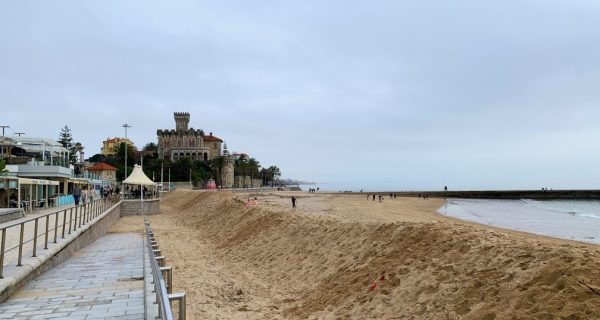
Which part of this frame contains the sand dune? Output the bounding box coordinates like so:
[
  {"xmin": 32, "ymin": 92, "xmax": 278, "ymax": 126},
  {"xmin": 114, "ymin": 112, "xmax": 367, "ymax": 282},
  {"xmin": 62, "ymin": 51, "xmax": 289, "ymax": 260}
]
[{"xmin": 148, "ymin": 190, "xmax": 600, "ymax": 319}]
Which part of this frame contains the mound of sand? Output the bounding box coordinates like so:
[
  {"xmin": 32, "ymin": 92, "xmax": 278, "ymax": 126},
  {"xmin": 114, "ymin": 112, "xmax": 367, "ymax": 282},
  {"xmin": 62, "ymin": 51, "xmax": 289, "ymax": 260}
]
[{"xmin": 148, "ymin": 190, "xmax": 600, "ymax": 319}]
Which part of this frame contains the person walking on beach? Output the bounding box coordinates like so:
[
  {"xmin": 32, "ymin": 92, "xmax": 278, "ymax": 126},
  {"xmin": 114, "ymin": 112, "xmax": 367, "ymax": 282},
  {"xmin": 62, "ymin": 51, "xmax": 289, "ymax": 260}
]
[
  {"xmin": 291, "ymin": 196, "xmax": 297, "ymax": 208},
  {"xmin": 372, "ymin": 194, "xmax": 375, "ymax": 201},
  {"xmin": 73, "ymin": 185, "xmax": 81, "ymax": 206}
]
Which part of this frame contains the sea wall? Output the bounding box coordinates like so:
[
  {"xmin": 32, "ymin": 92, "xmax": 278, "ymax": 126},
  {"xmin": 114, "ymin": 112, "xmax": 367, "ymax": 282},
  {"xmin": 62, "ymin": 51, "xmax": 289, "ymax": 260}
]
[{"xmin": 358, "ymin": 190, "xmax": 600, "ymax": 200}]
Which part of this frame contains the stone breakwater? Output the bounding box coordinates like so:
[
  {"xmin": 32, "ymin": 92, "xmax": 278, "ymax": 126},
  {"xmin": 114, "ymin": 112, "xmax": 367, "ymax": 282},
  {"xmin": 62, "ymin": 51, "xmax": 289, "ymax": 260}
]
[{"xmin": 353, "ymin": 189, "xmax": 600, "ymax": 200}]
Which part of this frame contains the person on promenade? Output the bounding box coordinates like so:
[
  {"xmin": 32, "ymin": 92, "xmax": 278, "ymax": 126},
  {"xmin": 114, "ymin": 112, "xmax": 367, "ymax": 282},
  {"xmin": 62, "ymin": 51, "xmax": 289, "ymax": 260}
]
[
  {"xmin": 82, "ymin": 187, "xmax": 88, "ymax": 204},
  {"xmin": 291, "ymin": 196, "xmax": 297, "ymax": 208},
  {"xmin": 9, "ymin": 194, "xmax": 18, "ymax": 208},
  {"xmin": 73, "ymin": 184, "xmax": 81, "ymax": 206},
  {"xmin": 89, "ymin": 187, "xmax": 94, "ymax": 203}
]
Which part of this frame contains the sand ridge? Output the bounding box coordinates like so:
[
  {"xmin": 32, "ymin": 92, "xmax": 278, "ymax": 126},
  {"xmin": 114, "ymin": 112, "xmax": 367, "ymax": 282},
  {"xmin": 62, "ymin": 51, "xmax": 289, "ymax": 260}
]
[{"xmin": 147, "ymin": 190, "xmax": 600, "ymax": 319}]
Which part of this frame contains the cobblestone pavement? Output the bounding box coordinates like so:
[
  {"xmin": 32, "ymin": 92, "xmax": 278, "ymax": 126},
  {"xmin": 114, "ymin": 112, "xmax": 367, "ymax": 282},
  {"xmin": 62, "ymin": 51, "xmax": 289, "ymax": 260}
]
[{"xmin": 0, "ymin": 233, "xmax": 144, "ymax": 320}]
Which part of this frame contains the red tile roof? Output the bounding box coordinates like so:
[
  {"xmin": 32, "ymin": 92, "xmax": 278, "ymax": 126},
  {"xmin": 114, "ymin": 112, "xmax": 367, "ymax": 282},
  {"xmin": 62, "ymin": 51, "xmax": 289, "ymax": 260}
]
[
  {"xmin": 204, "ymin": 135, "xmax": 223, "ymax": 142},
  {"xmin": 88, "ymin": 162, "xmax": 117, "ymax": 171}
]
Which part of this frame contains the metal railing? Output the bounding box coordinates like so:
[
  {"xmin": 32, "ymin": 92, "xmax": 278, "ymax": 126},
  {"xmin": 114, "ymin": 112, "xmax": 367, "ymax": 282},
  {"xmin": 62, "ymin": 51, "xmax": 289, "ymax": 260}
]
[
  {"xmin": 144, "ymin": 218, "xmax": 186, "ymax": 320},
  {"xmin": 0, "ymin": 195, "xmax": 120, "ymax": 278}
]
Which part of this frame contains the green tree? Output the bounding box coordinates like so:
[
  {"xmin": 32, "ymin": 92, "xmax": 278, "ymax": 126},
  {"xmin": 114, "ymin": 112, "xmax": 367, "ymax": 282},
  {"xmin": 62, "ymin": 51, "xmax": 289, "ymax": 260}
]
[
  {"xmin": 143, "ymin": 142, "xmax": 158, "ymax": 153},
  {"xmin": 87, "ymin": 153, "xmax": 106, "ymax": 163},
  {"xmin": 58, "ymin": 125, "xmax": 78, "ymax": 164},
  {"xmin": 173, "ymin": 157, "xmax": 192, "ymax": 181},
  {"xmin": 247, "ymin": 158, "xmax": 260, "ymax": 186},
  {"xmin": 210, "ymin": 156, "xmax": 226, "ymax": 187},
  {"xmin": 267, "ymin": 166, "xmax": 281, "ymax": 187},
  {"xmin": 192, "ymin": 160, "xmax": 211, "ymax": 185},
  {"xmin": 260, "ymin": 168, "xmax": 269, "ymax": 186},
  {"xmin": 57, "ymin": 126, "xmax": 73, "ymax": 149}
]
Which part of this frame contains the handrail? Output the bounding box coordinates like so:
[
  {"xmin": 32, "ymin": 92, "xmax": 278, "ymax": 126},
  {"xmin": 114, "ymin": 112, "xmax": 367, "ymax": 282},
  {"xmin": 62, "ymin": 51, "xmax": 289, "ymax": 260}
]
[
  {"xmin": 0, "ymin": 195, "xmax": 120, "ymax": 278},
  {"xmin": 145, "ymin": 218, "xmax": 187, "ymax": 320},
  {"xmin": 145, "ymin": 218, "xmax": 175, "ymax": 320}
]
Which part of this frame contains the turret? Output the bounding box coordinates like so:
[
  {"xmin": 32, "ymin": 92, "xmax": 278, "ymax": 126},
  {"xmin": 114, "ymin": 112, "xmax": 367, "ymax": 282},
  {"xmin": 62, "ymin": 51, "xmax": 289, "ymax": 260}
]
[{"xmin": 174, "ymin": 112, "xmax": 190, "ymax": 132}]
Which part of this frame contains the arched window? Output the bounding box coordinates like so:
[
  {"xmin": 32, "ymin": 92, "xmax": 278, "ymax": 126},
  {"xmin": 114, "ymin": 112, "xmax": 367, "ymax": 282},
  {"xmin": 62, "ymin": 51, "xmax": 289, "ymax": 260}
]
[{"xmin": 173, "ymin": 153, "xmax": 179, "ymax": 161}]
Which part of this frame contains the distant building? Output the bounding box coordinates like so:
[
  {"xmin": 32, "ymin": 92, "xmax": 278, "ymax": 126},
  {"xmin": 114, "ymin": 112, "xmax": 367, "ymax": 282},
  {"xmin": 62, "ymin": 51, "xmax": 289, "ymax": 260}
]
[
  {"xmin": 101, "ymin": 137, "xmax": 134, "ymax": 156},
  {"xmin": 86, "ymin": 162, "xmax": 117, "ymax": 186},
  {"xmin": 156, "ymin": 112, "xmax": 224, "ymax": 161}
]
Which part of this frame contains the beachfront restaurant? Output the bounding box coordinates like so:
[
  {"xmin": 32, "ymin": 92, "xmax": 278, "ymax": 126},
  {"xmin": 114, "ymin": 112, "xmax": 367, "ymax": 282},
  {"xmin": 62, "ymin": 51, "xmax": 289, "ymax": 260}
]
[{"xmin": 0, "ymin": 176, "xmax": 60, "ymax": 213}]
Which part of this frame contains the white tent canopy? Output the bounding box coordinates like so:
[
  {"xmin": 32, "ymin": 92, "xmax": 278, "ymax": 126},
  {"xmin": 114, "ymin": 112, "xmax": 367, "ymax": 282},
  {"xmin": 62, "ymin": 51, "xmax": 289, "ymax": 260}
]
[{"xmin": 123, "ymin": 165, "xmax": 155, "ymax": 186}]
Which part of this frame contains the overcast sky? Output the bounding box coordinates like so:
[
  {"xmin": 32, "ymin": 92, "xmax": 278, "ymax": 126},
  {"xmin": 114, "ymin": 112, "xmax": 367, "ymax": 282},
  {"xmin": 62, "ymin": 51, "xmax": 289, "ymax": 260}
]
[{"xmin": 2, "ymin": 1, "xmax": 600, "ymax": 190}]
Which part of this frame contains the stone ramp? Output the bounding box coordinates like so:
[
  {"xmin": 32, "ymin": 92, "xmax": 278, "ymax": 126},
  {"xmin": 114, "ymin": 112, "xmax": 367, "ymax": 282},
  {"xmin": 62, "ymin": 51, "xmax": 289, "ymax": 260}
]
[{"xmin": 0, "ymin": 233, "xmax": 144, "ymax": 320}]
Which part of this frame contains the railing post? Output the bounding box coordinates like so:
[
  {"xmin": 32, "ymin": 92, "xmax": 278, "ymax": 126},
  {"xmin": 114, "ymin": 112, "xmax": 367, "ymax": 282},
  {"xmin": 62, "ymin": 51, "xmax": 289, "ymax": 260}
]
[
  {"xmin": 69, "ymin": 208, "xmax": 74, "ymax": 234},
  {"xmin": 74, "ymin": 206, "xmax": 78, "ymax": 231},
  {"xmin": 82, "ymin": 203, "xmax": 86, "ymax": 225},
  {"xmin": 33, "ymin": 219, "xmax": 39, "ymax": 257},
  {"xmin": 17, "ymin": 223, "xmax": 24, "ymax": 266},
  {"xmin": 160, "ymin": 266, "xmax": 173, "ymax": 294},
  {"xmin": 0, "ymin": 229, "xmax": 6, "ymax": 278},
  {"xmin": 44, "ymin": 215, "xmax": 49, "ymax": 249},
  {"xmin": 168, "ymin": 293, "xmax": 187, "ymax": 320},
  {"xmin": 54, "ymin": 212, "xmax": 59, "ymax": 243},
  {"xmin": 62, "ymin": 210, "xmax": 67, "ymax": 238}
]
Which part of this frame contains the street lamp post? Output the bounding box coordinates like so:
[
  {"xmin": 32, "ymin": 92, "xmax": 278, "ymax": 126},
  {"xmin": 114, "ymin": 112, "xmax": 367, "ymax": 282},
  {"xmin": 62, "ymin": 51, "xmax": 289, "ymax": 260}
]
[{"xmin": 122, "ymin": 124, "xmax": 131, "ymax": 179}]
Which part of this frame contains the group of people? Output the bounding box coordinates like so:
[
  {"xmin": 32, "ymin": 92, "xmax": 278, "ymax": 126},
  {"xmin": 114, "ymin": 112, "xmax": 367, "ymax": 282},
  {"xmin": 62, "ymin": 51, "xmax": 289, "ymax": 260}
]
[
  {"xmin": 72, "ymin": 185, "xmax": 119, "ymax": 206},
  {"xmin": 367, "ymin": 193, "xmax": 398, "ymax": 202},
  {"xmin": 308, "ymin": 188, "xmax": 319, "ymax": 194}
]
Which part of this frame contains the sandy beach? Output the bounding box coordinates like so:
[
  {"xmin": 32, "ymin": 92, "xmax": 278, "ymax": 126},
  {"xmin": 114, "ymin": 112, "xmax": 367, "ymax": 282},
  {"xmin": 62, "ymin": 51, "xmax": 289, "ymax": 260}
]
[{"xmin": 137, "ymin": 190, "xmax": 600, "ymax": 319}]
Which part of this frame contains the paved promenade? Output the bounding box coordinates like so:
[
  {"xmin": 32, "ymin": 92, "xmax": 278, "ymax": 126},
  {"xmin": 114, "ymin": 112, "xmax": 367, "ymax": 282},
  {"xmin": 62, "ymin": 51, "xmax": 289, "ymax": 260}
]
[{"xmin": 0, "ymin": 233, "xmax": 144, "ymax": 320}]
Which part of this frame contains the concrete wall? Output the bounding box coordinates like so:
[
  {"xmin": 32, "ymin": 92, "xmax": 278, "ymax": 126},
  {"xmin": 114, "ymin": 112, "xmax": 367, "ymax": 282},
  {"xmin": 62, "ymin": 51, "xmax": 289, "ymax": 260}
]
[
  {"xmin": 0, "ymin": 209, "xmax": 24, "ymax": 223},
  {"xmin": 234, "ymin": 177, "xmax": 262, "ymax": 188},
  {"xmin": 0, "ymin": 201, "xmax": 121, "ymax": 302},
  {"xmin": 121, "ymin": 199, "xmax": 160, "ymax": 216}
]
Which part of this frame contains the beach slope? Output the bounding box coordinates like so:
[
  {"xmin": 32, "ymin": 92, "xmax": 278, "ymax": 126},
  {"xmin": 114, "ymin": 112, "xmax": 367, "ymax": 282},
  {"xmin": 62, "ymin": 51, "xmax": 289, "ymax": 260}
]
[{"xmin": 149, "ymin": 190, "xmax": 600, "ymax": 319}]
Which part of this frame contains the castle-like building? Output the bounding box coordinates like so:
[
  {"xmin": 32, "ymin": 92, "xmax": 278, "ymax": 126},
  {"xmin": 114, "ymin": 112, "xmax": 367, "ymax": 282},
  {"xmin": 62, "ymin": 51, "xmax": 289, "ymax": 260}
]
[
  {"xmin": 156, "ymin": 112, "xmax": 224, "ymax": 161},
  {"xmin": 157, "ymin": 112, "xmax": 234, "ymax": 188}
]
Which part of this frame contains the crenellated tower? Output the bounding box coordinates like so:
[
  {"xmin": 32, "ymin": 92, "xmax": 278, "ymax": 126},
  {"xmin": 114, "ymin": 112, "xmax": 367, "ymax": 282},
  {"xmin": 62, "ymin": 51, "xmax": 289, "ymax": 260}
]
[{"xmin": 174, "ymin": 112, "xmax": 190, "ymax": 132}]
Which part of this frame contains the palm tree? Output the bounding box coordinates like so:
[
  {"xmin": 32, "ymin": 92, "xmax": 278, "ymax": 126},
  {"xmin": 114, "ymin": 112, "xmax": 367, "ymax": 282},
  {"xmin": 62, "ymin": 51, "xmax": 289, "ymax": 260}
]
[
  {"xmin": 260, "ymin": 168, "xmax": 269, "ymax": 186},
  {"xmin": 247, "ymin": 158, "xmax": 260, "ymax": 187},
  {"xmin": 267, "ymin": 166, "xmax": 281, "ymax": 188},
  {"xmin": 210, "ymin": 156, "xmax": 226, "ymax": 188}
]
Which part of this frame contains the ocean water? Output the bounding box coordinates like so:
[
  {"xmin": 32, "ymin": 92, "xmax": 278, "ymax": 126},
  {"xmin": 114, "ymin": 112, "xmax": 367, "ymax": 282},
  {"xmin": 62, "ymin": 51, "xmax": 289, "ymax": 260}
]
[{"xmin": 439, "ymin": 199, "xmax": 600, "ymax": 244}]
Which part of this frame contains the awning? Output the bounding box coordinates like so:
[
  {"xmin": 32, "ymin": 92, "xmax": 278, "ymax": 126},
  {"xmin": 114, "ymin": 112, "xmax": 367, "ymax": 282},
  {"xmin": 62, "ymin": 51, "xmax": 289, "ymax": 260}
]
[
  {"xmin": 123, "ymin": 165, "xmax": 155, "ymax": 186},
  {"xmin": 0, "ymin": 176, "xmax": 59, "ymax": 187}
]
